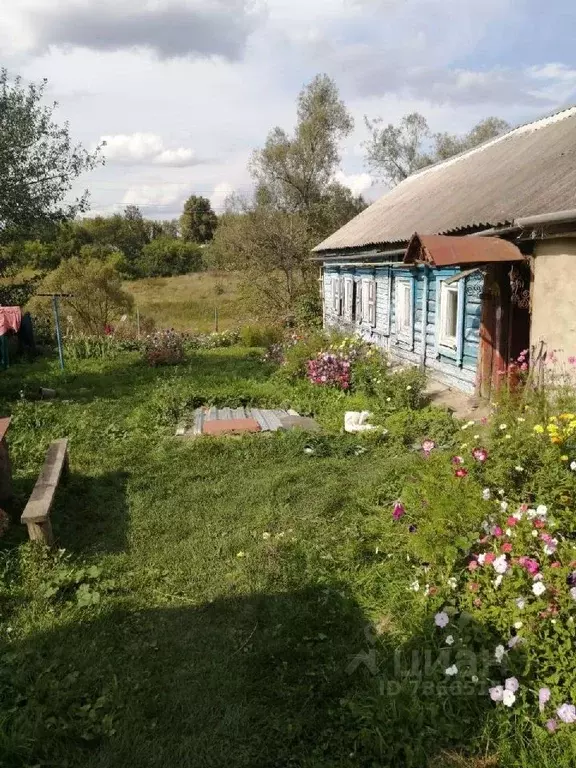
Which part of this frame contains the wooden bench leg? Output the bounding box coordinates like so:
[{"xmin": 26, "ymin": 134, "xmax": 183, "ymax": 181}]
[
  {"xmin": 26, "ymin": 519, "xmax": 54, "ymax": 546},
  {"xmin": 0, "ymin": 437, "xmax": 13, "ymax": 503}
]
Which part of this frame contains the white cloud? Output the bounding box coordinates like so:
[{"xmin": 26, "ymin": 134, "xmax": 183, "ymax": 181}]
[
  {"xmin": 210, "ymin": 182, "xmax": 235, "ymax": 212},
  {"xmin": 334, "ymin": 171, "xmax": 373, "ymax": 196},
  {"xmin": 121, "ymin": 183, "xmax": 190, "ymax": 209},
  {"xmin": 99, "ymin": 133, "xmax": 198, "ymax": 167}
]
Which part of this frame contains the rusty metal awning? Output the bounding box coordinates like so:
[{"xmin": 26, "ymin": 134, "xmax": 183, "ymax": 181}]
[{"xmin": 404, "ymin": 234, "xmax": 524, "ymax": 266}]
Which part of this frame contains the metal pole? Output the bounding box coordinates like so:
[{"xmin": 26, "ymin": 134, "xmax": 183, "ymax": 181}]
[{"xmin": 53, "ymin": 295, "xmax": 65, "ymax": 370}]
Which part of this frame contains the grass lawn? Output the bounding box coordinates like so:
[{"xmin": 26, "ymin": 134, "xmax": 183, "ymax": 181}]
[
  {"xmin": 124, "ymin": 271, "xmax": 246, "ymax": 332},
  {"xmin": 0, "ymin": 349, "xmax": 573, "ymax": 767}
]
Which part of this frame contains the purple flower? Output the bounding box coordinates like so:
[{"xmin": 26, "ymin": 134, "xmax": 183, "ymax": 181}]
[
  {"xmin": 567, "ymin": 571, "xmax": 576, "ymax": 587},
  {"xmin": 393, "ymin": 501, "xmax": 406, "ymax": 521},
  {"xmin": 489, "ymin": 685, "xmax": 504, "ymax": 702},
  {"xmin": 557, "ymin": 704, "xmax": 576, "ymax": 724},
  {"xmin": 539, "ymin": 687, "xmax": 551, "ymax": 712},
  {"xmin": 408, "ymin": 524, "xmax": 417, "ymax": 533}
]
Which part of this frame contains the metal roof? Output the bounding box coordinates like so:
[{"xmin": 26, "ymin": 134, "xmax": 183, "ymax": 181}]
[
  {"xmin": 404, "ymin": 233, "xmax": 524, "ymax": 266},
  {"xmin": 313, "ymin": 106, "xmax": 576, "ymax": 253}
]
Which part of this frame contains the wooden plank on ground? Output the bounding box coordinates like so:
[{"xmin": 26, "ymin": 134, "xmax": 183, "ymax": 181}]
[{"xmin": 21, "ymin": 438, "xmax": 69, "ymax": 545}]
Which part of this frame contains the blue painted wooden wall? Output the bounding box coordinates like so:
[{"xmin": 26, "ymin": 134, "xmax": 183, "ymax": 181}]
[{"xmin": 322, "ymin": 262, "xmax": 483, "ymax": 393}]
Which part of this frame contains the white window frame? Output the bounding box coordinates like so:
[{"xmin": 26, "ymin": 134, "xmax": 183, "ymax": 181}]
[
  {"xmin": 439, "ymin": 280, "xmax": 460, "ymax": 350},
  {"xmin": 395, "ymin": 278, "xmax": 413, "ymax": 342},
  {"xmin": 344, "ymin": 277, "xmax": 354, "ymax": 320},
  {"xmin": 332, "ymin": 275, "xmax": 341, "ymax": 315},
  {"xmin": 366, "ymin": 279, "xmax": 376, "ymax": 327}
]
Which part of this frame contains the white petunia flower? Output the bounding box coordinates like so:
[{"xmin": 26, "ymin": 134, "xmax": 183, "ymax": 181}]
[
  {"xmin": 471, "ymin": 675, "xmax": 479, "ymax": 683},
  {"xmin": 536, "ymin": 505, "xmax": 548, "ymax": 517},
  {"xmin": 499, "ymin": 424, "xmax": 508, "ymax": 430},
  {"xmin": 494, "ymin": 575, "xmax": 503, "ymax": 588},
  {"xmin": 532, "ymin": 581, "xmax": 546, "ymax": 597},
  {"xmin": 516, "ymin": 597, "xmax": 526, "ymax": 610},
  {"xmin": 505, "ymin": 528, "xmax": 512, "ymax": 537},
  {"xmin": 502, "ymin": 690, "xmax": 516, "ymax": 707},
  {"xmin": 570, "ymin": 587, "xmax": 576, "ymax": 601},
  {"xmin": 494, "ymin": 645, "xmax": 506, "ymax": 662},
  {"xmin": 571, "ymin": 461, "xmax": 576, "ymax": 471},
  {"xmin": 434, "ymin": 611, "xmax": 450, "ymax": 628},
  {"xmin": 477, "ymin": 554, "xmax": 486, "ymax": 566},
  {"xmin": 514, "ymin": 621, "xmax": 523, "ymax": 630},
  {"xmin": 493, "ymin": 555, "xmax": 508, "ymax": 574},
  {"xmin": 410, "ymin": 580, "xmax": 420, "ymax": 592},
  {"xmin": 447, "ymin": 577, "xmax": 458, "ymax": 590},
  {"xmin": 482, "ymin": 488, "xmax": 491, "ymax": 500},
  {"xmin": 489, "ymin": 685, "xmax": 504, "ymax": 701},
  {"xmin": 445, "ymin": 635, "xmax": 454, "ymax": 646},
  {"xmin": 532, "ymin": 530, "xmax": 539, "ymax": 538},
  {"xmin": 445, "ymin": 665, "xmax": 458, "ymax": 676},
  {"xmin": 500, "ymin": 501, "xmax": 509, "ymax": 512}
]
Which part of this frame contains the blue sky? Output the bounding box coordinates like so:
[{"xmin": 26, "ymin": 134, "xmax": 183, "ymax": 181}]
[{"xmin": 1, "ymin": 0, "xmax": 575, "ymax": 218}]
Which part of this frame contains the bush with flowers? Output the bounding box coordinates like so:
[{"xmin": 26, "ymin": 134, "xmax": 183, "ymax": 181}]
[
  {"xmin": 143, "ymin": 330, "xmax": 185, "ymax": 366},
  {"xmin": 380, "ymin": 402, "xmax": 576, "ymax": 762}
]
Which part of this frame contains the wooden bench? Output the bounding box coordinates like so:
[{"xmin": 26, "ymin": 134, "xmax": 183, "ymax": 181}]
[{"xmin": 21, "ymin": 439, "xmax": 69, "ymax": 545}]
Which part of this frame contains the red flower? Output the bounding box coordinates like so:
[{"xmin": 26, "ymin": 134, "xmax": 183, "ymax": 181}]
[
  {"xmin": 501, "ymin": 542, "xmax": 513, "ymax": 553},
  {"xmin": 455, "ymin": 468, "xmax": 468, "ymax": 478},
  {"xmin": 551, "ymin": 561, "xmax": 561, "ymax": 569},
  {"xmin": 534, "ymin": 519, "xmax": 546, "ymax": 529},
  {"xmin": 506, "ymin": 516, "xmax": 518, "ymax": 527},
  {"xmin": 484, "ymin": 552, "xmax": 496, "ymax": 565}
]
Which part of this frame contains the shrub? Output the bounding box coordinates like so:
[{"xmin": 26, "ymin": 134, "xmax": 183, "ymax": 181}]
[
  {"xmin": 28, "ymin": 257, "xmax": 133, "ymax": 336},
  {"xmin": 143, "ymin": 330, "xmax": 185, "ymax": 366},
  {"xmin": 307, "ymin": 351, "xmax": 352, "ymax": 390},
  {"xmin": 138, "ymin": 237, "xmax": 203, "ymax": 277},
  {"xmin": 239, "ymin": 325, "xmax": 283, "ymax": 348}
]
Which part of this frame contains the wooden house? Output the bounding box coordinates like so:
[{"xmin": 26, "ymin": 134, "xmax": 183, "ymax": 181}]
[{"xmin": 313, "ymin": 106, "xmax": 576, "ymax": 396}]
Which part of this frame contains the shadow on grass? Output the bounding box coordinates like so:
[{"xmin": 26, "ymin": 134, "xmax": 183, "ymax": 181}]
[
  {"xmin": 0, "ymin": 586, "xmax": 498, "ymax": 768},
  {"xmin": 3, "ymin": 470, "xmax": 130, "ymax": 556}
]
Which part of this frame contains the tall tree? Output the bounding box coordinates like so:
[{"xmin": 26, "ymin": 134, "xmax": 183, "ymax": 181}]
[
  {"xmin": 180, "ymin": 195, "xmax": 218, "ymax": 243},
  {"xmin": 364, "ymin": 112, "xmax": 510, "ymax": 186},
  {"xmin": 250, "ymin": 73, "xmax": 354, "ymax": 214},
  {"xmin": 213, "ymin": 75, "xmax": 365, "ymax": 322},
  {"xmin": 0, "ymin": 69, "xmax": 102, "ymax": 242}
]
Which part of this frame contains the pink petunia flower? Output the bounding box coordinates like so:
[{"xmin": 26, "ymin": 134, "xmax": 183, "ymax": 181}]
[
  {"xmin": 493, "ymin": 526, "xmax": 503, "ymax": 537},
  {"xmin": 422, "ymin": 439, "xmax": 436, "ymax": 456},
  {"xmin": 468, "ymin": 559, "xmax": 478, "ymax": 571},
  {"xmin": 472, "ymin": 447, "xmax": 488, "ymax": 462},
  {"xmin": 451, "ymin": 456, "xmax": 464, "ymax": 465},
  {"xmin": 393, "ymin": 501, "xmax": 406, "ymax": 521},
  {"xmin": 455, "ymin": 468, "xmax": 468, "ymax": 478},
  {"xmin": 546, "ymin": 719, "xmax": 557, "ymax": 733},
  {"xmin": 484, "ymin": 553, "xmax": 496, "ymax": 565},
  {"xmin": 501, "ymin": 542, "xmax": 513, "ymax": 553},
  {"xmin": 539, "ymin": 688, "xmax": 551, "ymax": 712},
  {"xmin": 507, "ymin": 516, "xmax": 518, "ymax": 527}
]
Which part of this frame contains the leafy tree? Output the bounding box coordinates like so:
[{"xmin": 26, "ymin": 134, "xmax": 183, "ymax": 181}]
[
  {"xmin": 139, "ymin": 237, "xmax": 203, "ymax": 277},
  {"xmin": 180, "ymin": 196, "xmax": 217, "ymax": 243},
  {"xmin": 364, "ymin": 112, "xmax": 510, "ymax": 186},
  {"xmin": 213, "ymin": 75, "xmax": 365, "ymax": 322},
  {"xmin": 29, "ymin": 257, "xmax": 133, "ymax": 336},
  {"xmin": 250, "ymin": 73, "xmax": 354, "ymax": 214},
  {"xmin": 0, "ymin": 69, "xmax": 102, "ymax": 242},
  {"xmin": 210, "ymin": 202, "xmax": 314, "ymax": 322}
]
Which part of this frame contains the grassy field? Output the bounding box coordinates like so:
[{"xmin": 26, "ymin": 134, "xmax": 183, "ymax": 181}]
[
  {"xmin": 0, "ymin": 349, "xmax": 575, "ymax": 767},
  {"xmin": 124, "ymin": 270, "xmax": 247, "ymax": 332}
]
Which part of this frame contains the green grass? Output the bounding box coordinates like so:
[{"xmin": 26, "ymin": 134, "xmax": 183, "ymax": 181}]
[
  {"xmin": 0, "ymin": 350, "xmax": 575, "ymax": 767},
  {"xmin": 124, "ymin": 270, "xmax": 246, "ymax": 332}
]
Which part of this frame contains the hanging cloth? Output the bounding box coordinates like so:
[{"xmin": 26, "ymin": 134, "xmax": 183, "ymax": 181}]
[{"xmin": 0, "ymin": 307, "xmax": 22, "ymax": 336}]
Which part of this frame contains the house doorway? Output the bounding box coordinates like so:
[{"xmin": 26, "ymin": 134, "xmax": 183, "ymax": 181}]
[{"xmin": 477, "ymin": 261, "xmax": 531, "ymax": 399}]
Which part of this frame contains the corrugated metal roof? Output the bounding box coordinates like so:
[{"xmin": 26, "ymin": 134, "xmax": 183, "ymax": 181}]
[
  {"xmin": 404, "ymin": 233, "xmax": 524, "ymax": 266},
  {"xmin": 313, "ymin": 105, "xmax": 576, "ymax": 252}
]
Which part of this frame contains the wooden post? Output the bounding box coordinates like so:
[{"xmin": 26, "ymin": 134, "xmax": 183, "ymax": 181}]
[{"xmin": 53, "ymin": 295, "xmax": 65, "ymax": 371}]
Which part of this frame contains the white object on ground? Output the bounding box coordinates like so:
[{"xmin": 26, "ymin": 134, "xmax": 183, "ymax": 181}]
[{"xmin": 344, "ymin": 411, "xmax": 376, "ymax": 433}]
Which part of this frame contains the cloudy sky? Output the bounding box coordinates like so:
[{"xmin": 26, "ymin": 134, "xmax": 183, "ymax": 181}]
[{"xmin": 2, "ymin": 0, "xmax": 576, "ymax": 219}]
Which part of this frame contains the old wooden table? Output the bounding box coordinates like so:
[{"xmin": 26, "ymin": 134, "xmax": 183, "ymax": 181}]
[{"xmin": 0, "ymin": 417, "xmax": 12, "ymax": 503}]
